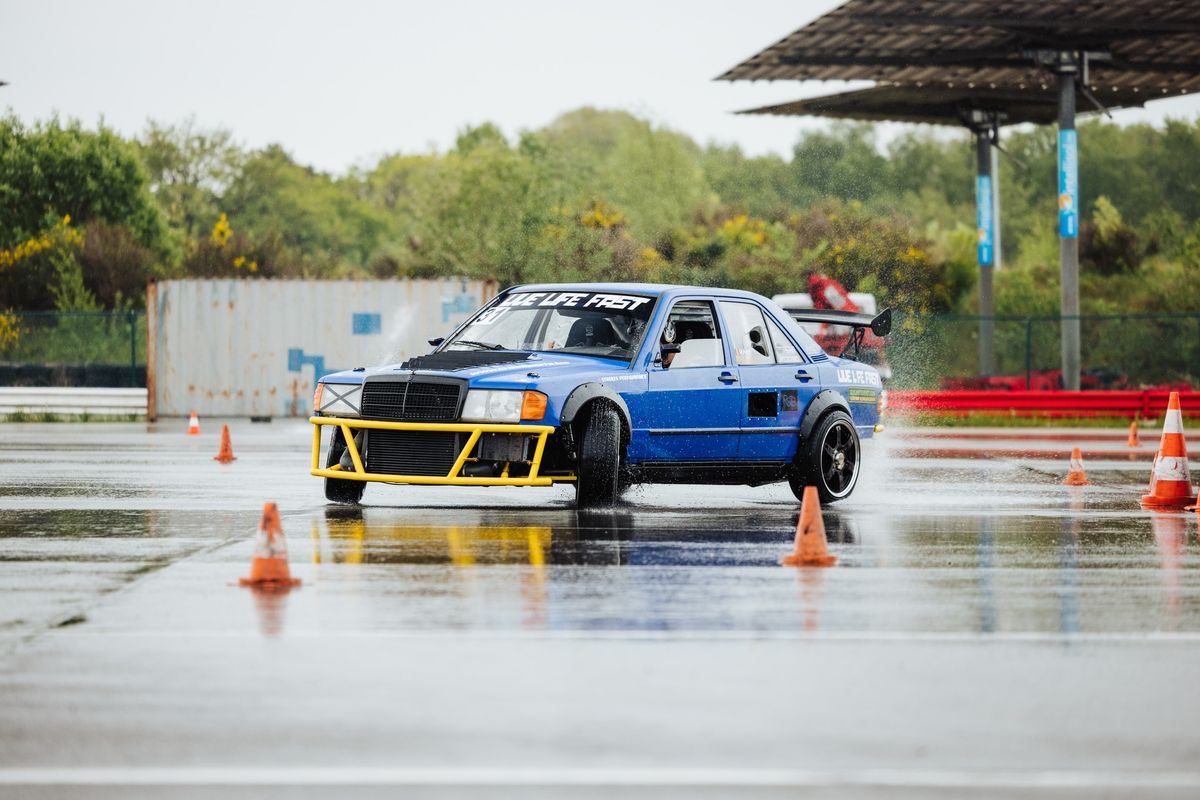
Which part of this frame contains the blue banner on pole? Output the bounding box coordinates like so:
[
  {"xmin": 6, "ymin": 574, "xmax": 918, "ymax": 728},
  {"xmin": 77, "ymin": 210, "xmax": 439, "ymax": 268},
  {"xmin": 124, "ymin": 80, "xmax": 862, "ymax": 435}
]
[
  {"xmin": 1058, "ymin": 129, "xmax": 1078, "ymax": 238},
  {"xmin": 976, "ymin": 174, "xmax": 993, "ymax": 266}
]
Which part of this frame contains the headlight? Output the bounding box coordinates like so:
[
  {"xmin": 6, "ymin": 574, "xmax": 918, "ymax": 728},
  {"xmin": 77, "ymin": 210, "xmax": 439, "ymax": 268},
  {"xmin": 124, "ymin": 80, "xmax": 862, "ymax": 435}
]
[
  {"xmin": 461, "ymin": 389, "xmax": 547, "ymax": 423},
  {"xmin": 461, "ymin": 389, "xmax": 523, "ymax": 423},
  {"xmin": 315, "ymin": 382, "xmax": 362, "ymax": 417}
]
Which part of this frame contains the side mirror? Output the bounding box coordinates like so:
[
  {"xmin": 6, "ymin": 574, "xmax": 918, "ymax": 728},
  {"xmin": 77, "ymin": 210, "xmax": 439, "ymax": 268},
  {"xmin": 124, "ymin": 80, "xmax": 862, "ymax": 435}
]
[
  {"xmin": 655, "ymin": 342, "xmax": 681, "ymax": 367},
  {"xmin": 428, "ymin": 337, "xmax": 444, "ymax": 347}
]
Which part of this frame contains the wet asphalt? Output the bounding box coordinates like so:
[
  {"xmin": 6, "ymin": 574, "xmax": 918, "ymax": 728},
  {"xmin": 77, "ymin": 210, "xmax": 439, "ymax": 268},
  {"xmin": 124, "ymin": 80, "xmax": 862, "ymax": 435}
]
[{"xmin": 1, "ymin": 420, "xmax": 1199, "ymax": 798}]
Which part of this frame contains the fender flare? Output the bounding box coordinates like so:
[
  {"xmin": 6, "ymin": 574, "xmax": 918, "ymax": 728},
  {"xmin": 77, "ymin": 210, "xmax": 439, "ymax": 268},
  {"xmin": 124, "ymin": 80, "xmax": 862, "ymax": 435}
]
[
  {"xmin": 561, "ymin": 383, "xmax": 633, "ymax": 443},
  {"xmin": 800, "ymin": 389, "xmax": 851, "ymax": 441}
]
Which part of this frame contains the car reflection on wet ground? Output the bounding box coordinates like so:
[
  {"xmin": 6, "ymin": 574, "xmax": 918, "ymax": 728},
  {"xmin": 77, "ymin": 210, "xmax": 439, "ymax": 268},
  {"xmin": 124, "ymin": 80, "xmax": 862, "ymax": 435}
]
[{"xmin": 1, "ymin": 420, "xmax": 1199, "ymax": 798}]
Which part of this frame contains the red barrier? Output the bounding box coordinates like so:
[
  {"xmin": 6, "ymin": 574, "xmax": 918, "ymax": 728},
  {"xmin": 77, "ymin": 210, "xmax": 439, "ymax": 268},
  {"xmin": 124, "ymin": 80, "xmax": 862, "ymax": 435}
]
[{"xmin": 887, "ymin": 390, "xmax": 1200, "ymax": 419}]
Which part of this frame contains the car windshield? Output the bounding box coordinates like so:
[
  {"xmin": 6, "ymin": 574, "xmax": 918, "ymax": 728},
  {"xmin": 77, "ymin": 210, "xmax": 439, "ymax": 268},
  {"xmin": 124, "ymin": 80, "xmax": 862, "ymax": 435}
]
[{"xmin": 444, "ymin": 291, "xmax": 656, "ymax": 361}]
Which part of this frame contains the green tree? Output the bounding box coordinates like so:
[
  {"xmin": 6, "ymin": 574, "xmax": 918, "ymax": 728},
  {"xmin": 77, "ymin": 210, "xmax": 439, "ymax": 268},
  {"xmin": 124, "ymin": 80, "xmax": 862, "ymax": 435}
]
[
  {"xmin": 542, "ymin": 108, "xmax": 713, "ymax": 243},
  {"xmin": 137, "ymin": 118, "xmax": 243, "ymax": 241},
  {"xmin": 0, "ymin": 115, "xmax": 166, "ymax": 252},
  {"xmin": 701, "ymin": 144, "xmax": 793, "ymax": 217},
  {"xmin": 790, "ymin": 123, "xmax": 892, "ymax": 205},
  {"xmin": 220, "ymin": 145, "xmax": 388, "ymax": 273}
]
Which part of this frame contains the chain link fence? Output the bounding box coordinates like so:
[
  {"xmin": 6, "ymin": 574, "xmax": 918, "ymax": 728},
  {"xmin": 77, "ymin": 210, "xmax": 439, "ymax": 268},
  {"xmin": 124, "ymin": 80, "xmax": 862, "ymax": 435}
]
[
  {"xmin": 886, "ymin": 312, "xmax": 1200, "ymax": 390},
  {"xmin": 0, "ymin": 311, "xmax": 145, "ymax": 387},
  {"xmin": 0, "ymin": 309, "xmax": 1197, "ymax": 390}
]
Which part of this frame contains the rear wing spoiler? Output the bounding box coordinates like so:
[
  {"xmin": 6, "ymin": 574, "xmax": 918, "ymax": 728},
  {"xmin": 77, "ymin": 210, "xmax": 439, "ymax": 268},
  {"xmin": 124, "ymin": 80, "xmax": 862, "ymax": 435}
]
[{"xmin": 787, "ymin": 308, "xmax": 893, "ymax": 338}]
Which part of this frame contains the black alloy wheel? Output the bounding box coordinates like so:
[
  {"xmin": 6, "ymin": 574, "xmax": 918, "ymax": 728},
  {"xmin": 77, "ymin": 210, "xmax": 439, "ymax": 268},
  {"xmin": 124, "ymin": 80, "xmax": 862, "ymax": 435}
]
[{"xmin": 789, "ymin": 410, "xmax": 860, "ymax": 504}]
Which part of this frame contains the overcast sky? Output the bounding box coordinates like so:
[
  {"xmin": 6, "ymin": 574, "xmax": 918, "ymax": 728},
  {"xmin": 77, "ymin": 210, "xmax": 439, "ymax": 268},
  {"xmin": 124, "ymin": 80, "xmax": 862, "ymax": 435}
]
[{"xmin": 6, "ymin": 0, "xmax": 1200, "ymax": 174}]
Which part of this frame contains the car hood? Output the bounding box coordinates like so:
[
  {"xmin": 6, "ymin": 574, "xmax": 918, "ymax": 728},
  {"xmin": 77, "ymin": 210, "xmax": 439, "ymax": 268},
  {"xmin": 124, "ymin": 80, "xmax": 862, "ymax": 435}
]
[{"xmin": 320, "ymin": 352, "xmax": 633, "ymax": 388}]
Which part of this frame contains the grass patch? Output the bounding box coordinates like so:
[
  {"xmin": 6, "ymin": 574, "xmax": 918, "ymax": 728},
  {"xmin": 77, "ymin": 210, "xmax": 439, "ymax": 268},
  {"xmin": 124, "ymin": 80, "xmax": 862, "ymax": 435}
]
[{"xmin": 1, "ymin": 411, "xmax": 143, "ymax": 423}]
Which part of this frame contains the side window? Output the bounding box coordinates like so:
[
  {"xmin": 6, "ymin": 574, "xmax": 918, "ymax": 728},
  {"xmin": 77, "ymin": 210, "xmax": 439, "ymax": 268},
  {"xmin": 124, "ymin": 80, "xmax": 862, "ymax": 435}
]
[
  {"xmin": 660, "ymin": 300, "xmax": 724, "ymax": 368},
  {"xmin": 765, "ymin": 315, "xmax": 805, "ymax": 364},
  {"xmin": 543, "ymin": 313, "xmax": 575, "ymax": 350},
  {"xmin": 719, "ymin": 301, "xmax": 774, "ymax": 366}
]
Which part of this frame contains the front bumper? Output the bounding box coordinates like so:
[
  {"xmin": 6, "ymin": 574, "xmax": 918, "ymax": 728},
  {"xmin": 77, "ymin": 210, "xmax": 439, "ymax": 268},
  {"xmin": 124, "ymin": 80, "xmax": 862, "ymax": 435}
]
[{"xmin": 310, "ymin": 416, "xmax": 570, "ymax": 487}]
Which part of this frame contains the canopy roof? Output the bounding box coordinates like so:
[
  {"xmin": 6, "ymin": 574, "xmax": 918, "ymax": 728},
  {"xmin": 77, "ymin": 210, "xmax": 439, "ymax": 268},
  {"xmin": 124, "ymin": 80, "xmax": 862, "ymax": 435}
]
[
  {"xmin": 738, "ymin": 83, "xmax": 1149, "ymax": 128},
  {"xmin": 718, "ymin": 0, "xmax": 1200, "ymax": 97}
]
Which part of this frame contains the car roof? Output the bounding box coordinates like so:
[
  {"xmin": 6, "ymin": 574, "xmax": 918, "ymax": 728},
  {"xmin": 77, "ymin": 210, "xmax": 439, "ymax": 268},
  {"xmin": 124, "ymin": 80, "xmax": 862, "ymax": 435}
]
[{"xmin": 505, "ymin": 282, "xmax": 772, "ymax": 304}]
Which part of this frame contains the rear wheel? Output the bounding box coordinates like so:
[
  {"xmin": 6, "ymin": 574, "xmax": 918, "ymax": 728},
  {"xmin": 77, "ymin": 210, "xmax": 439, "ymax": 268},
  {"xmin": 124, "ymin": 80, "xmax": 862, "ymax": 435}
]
[
  {"xmin": 575, "ymin": 404, "xmax": 621, "ymax": 508},
  {"xmin": 789, "ymin": 410, "xmax": 860, "ymax": 504},
  {"xmin": 325, "ymin": 427, "xmax": 365, "ymax": 505}
]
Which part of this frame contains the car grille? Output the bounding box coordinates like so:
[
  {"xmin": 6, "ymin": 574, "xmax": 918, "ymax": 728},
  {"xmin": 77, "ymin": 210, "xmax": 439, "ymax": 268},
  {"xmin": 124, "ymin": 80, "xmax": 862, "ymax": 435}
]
[
  {"xmin": 366, "ymin": 429, "xmax": 462, "ymax": 477},
  {"xmin": 361, "ymin": 380, "xmax": 463, "ymax": 421}
]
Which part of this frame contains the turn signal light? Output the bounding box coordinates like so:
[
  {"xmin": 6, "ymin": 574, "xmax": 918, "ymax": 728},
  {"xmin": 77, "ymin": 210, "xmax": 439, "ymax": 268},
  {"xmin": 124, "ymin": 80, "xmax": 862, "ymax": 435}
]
[
  {"xmin": 521, "ymin": 390, "xmax": 548, "ymax": 421},
  {"xmin": 313, "ymin": 382, "xmax": 325, "ymax": 413}
]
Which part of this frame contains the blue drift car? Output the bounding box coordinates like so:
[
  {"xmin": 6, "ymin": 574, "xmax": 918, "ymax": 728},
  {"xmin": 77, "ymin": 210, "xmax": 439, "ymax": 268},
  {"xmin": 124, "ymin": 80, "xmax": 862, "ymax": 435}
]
[{"xmin": 310, "ymin": 283, "xmax": 889, "ymax": 507}]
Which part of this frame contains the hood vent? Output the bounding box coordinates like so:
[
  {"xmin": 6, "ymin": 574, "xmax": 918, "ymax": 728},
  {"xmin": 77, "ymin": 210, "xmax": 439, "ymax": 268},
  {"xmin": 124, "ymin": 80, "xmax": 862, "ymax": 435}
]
[{"xmin": 400, "ymin": 350, "xmax": 533, "ymax": 372}]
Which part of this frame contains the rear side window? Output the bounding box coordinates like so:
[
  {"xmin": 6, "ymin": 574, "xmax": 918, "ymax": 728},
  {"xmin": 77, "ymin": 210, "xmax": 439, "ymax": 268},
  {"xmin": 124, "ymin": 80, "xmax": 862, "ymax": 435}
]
[
  {"xmin": 719, "ymin": 301, "xmax": 774, "ymax": 365},
  {"xmin": 765, "ymin": 315, "xmax": 805, "ymax": 364}
]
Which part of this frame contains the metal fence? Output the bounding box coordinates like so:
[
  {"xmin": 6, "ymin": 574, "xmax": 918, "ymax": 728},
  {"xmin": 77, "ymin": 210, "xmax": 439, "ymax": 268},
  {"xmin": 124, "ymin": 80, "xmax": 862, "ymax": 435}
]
[
  {"xmin": 1, "ymin": 308, "xmax": 1197, "ymax": 393},
  {"xmin": 0, "ymin": 311, "xmax": 145, "ymax": 387},
  {"xmin": 886, "ymin": 312, "xmax": 1200, "ymax": 390}
]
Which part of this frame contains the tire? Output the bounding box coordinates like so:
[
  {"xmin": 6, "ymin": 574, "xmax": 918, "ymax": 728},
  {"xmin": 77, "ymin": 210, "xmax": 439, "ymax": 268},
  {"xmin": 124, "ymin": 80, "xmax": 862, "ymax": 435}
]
[
  {"xmin": 789, "ymin": 410, "xmax": 860, "ymax": 504},
  {"xmin": 575, "ymin": 404, "xmax": 621, "ymax": 508},
  {"xmin": 325, "ymin": 427, "xmax": 366, "ymax": 505}
]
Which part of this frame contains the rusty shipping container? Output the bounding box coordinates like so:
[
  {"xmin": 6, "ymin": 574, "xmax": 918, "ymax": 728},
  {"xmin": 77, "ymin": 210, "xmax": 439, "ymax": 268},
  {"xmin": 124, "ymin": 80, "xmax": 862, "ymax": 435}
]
[{"xmin": 147, "ymin": 278, "xmax": 496, "ymax": 418}]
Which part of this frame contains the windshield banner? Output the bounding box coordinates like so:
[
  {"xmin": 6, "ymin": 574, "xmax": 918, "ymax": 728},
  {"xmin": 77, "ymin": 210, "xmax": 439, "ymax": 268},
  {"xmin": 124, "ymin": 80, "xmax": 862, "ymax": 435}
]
[{"xmin": 496, "ymin": 292, "xmax": 653, "ymax": 312}]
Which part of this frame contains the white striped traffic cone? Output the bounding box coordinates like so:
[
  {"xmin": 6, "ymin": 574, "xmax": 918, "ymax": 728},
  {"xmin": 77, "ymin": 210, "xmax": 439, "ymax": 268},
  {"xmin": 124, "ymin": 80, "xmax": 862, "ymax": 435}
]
[
  {"xmin": 1063, "ymin": 447, "xmax": 1088, "ymax": 486},
  {"xmin": 1141, "ymin": 392, "xmax": 1196, "ymax": 508}
]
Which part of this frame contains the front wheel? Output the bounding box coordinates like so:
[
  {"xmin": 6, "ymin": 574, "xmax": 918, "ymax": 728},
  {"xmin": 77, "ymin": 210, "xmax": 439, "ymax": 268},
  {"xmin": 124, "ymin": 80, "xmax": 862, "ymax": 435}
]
[
  {"xmin": 789, "ymin": 410, "xmax": 860, "ymax": 504},
  {"xmin": 325, "ymin": 427, "xmax": 366, "ymax": 505},
  {"xmin": 575, "ymin": 404, "xmax": 621, "ymax": 508}
]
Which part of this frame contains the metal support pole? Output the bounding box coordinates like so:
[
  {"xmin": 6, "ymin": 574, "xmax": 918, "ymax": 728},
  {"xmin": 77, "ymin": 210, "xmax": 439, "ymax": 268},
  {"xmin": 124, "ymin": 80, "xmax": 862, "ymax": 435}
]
[
  {"xmin": 991, "ymin": 132, "xmax": 1002, "ymax": 272},
  {"xmin": 145, "ymin": 279, "xmax": 157, "ymax": 421},
  {"xmin": 128, "ymin": 310, "xmax": 137, "ymax": 388},
  {"xmin": 1058, "ymin": 66, "xmax": 1081, "ymax": 391},
  {"xmin": 975, "ymin": 129, "xmax": 995, "ymax": 376},
  {"xmin": 1025, "ymin": 317, "xmax": 1034, "ymax": 390}
]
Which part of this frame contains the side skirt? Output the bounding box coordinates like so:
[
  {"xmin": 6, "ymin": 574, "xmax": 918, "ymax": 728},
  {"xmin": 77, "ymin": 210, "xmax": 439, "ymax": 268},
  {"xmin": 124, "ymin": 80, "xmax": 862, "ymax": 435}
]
[{"xmin": 626, "ymin": 461, "xmax": 790, "ymax": 486}]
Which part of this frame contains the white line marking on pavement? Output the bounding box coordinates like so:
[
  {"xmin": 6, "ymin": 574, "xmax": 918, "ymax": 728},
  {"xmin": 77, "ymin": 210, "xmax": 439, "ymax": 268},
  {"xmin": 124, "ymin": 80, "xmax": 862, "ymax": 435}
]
[
  {"xmin": 2, "ymin": 767, "xmax": 1200, "ymax": 788},
  {"xmin": 45, "ymin": 629, "xmax": 1200, "ymax": 643}
]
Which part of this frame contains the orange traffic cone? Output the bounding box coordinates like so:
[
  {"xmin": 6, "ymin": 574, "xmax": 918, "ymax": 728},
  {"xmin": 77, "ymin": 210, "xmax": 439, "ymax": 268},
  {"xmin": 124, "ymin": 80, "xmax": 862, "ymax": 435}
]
[
  {"xmin": 1141, "ymin": 392, "xmax": 1197, "ymax": 508},
  {"xmin": 186, "ymin": 411, "xmax": 201, "ymax": 435},
  {"xmin": 781, "ymin": 486, "xmax": 837, "ymax": 567},
  {"xmin": 1128, "ymin": 421, "xmax": 1140, "ymax": 448},
  {"xmin": 1063, "ymin": 447, "xmax": 1089, "ymax": 486},
  {"xmin": 214, "ymin": 424, "xmax": 236, "ymax": 464},
  {"xmin": 239, "ymin": 502, "xmax": 301, "ymax": 588}
]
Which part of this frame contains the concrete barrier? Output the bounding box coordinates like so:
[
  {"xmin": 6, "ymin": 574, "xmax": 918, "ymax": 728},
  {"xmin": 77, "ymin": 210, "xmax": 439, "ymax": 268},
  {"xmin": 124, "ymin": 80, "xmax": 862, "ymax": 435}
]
[{"xmin": 0, "ymin": 387, "xmax": 148, "ymax": 417}]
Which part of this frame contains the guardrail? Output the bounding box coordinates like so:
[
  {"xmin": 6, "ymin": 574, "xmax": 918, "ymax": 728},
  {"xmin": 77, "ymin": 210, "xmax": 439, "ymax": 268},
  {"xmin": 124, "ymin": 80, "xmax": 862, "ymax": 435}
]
[
  {"xmin": 0, "ymin": 387, "xmax": 148, "ymax": 417},
  {"xmin": 887, "ymin": 390, "xmax": 1200, "ymax": 419}
]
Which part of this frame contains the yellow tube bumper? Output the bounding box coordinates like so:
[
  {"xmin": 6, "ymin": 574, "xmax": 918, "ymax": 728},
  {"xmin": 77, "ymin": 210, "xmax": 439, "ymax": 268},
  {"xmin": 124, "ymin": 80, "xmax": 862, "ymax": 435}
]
[{"xmin": 309, "ymin": 416, "xmax": 571, "ymax": 487}]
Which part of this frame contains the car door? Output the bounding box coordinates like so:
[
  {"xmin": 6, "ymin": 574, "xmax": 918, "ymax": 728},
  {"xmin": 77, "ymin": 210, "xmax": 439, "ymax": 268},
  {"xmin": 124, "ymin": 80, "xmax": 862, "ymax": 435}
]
[
  {"xmin": 718, "ymin": 300, "xmax": 821, "ymax": 462},
  {"xmin": 640, "ymin": 299, "xmax": 740, "ymax": 461}
]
